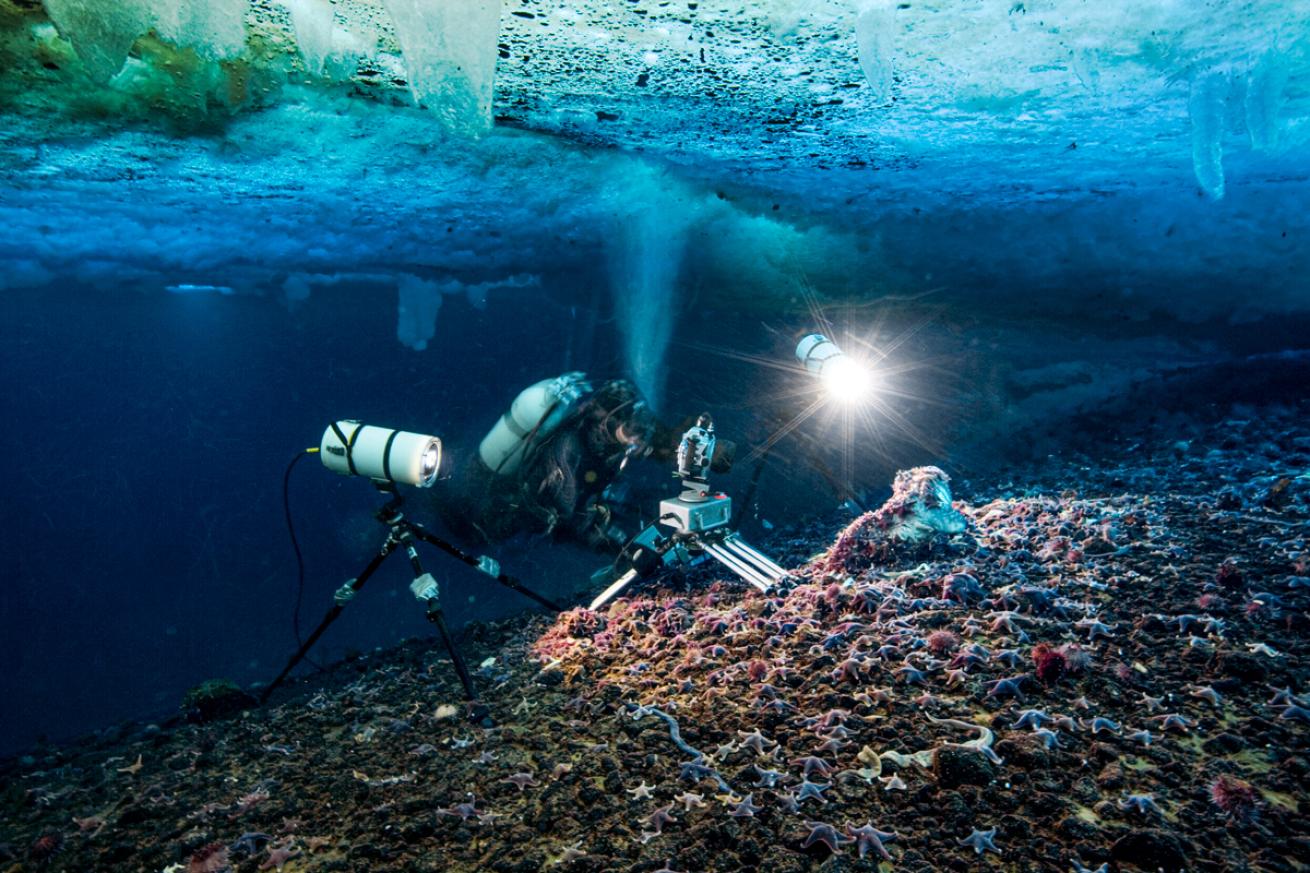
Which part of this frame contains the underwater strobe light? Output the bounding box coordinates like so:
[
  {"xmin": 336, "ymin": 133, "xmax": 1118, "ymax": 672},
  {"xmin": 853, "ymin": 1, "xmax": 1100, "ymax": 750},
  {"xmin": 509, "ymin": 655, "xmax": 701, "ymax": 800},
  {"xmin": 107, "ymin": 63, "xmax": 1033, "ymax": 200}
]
[
  {"xmin": 795, "ymin": 334, "xmax": 877, "ymax": 405},
  {"xmin": 320, "ymin": 420, "xmax": 442, "ymax": 488}
]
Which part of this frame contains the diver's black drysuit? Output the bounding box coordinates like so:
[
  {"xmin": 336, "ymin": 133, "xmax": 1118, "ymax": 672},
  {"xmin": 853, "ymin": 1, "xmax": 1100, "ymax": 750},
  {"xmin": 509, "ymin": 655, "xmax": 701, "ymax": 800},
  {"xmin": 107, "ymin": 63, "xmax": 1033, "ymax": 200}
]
[
  {"xmin": 434, "ymin": 378, "xmax": 734, "ymax": 553},
  {"xmin": 436, "ymin": 380, "xmax": 658, "ymax": 551}
]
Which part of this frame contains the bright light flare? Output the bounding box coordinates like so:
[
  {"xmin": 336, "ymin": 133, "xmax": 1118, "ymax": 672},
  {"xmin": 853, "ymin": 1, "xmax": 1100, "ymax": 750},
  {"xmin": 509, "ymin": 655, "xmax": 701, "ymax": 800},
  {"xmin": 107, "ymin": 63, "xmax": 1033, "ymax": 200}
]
[
  {"xmin": 796, "ymin": 333, "xmax": 880, "ymax": 405},
  {"xmin": 819, "ymin": 354, "xmax": 879, "ymax": 405}
]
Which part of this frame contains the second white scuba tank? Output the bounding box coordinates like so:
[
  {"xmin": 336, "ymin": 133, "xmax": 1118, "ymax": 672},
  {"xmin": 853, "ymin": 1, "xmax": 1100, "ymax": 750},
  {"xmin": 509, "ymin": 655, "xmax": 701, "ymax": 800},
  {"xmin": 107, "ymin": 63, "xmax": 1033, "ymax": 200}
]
[{"xmin": 478, "ymin": 372, "xmax": 592, "ymax": 475}]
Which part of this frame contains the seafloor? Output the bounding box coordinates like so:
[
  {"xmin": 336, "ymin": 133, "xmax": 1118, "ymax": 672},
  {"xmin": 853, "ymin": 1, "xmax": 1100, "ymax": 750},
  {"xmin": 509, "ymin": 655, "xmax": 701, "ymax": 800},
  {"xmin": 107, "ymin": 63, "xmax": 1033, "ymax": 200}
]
[{"xmin": 3, "ymin": 402, "xmax": 1309, "ymax": 873}]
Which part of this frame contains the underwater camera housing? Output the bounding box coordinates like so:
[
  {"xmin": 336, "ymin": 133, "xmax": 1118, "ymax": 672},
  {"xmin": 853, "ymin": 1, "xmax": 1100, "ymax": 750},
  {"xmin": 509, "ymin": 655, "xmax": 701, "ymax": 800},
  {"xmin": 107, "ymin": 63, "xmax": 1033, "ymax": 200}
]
[
  {"xmin": 320, "ymin": 420, "xmax": 442, "ymax": 488},
  {"xmin": 589, "ymin": 415, "xmax": 792, "ymax": 610}
]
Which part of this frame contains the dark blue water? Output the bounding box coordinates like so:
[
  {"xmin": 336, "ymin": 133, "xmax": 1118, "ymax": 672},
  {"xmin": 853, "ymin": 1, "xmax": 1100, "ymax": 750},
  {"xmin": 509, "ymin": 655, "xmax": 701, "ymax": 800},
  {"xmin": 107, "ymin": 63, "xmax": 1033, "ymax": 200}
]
[{"xmin": 0, "ymin": 281, "xmax": 599, "ymax": 751}]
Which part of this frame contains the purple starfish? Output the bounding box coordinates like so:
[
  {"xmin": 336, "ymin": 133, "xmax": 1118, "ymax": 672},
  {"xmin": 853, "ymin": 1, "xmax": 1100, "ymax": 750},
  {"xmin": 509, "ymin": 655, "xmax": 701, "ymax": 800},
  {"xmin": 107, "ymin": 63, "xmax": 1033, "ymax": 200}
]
[
  {"xmin": 261, "ymin": 844, "xmax": 300, "ymax": 871},
  {"xmin": 1031, "ymin": 727, "xmax": 1061, "ymax": 749},
  {"xmin": 1267, "ymin": 685, "xmax": 1298, "ymax": 706},
  {"xmin": 1081, "ymin": 717, "xmax": 1120, "ymax": 735},
  {"xmin": 1012, "ymin": 709, "xmax": 1050, "ymax": 729},
  {"xmin": 1075, "ymin": 617, "xmax": 1115, "ymax": 640},
  {"xmin": 992, "ymin": 648, "xmax": 1023, "ymax": 668},
  {"xmin": 647, "ymin": 805, "xmax": 678, "ymax": 833},
  {"xmin": 802, "ymin": 821, "xmax": 851, "ymax": 854},
  {"xmin": 678, "ymin": 759, "xmax": 716, "ymax": 782},
  {"xmin": 845, "ymin": 823, "xmax": 897, "ymax": 860},
  {"xmin": 831, "ymin": 657, "xmax": 865, "ymax": 684},
  {"xmin": 796, "ymin": 780, "xmax": 830, "ymax": 804},
  {"xmin": 1151, "ymin": 713, "xmax": 1193, "ymax": 733},
  {"xmin": 895, "ymin": 664, "xmax": 928, "ymax": 685},
  {"xmin": 727, "ymin": 794, "xmax": 761, "ymax": 818},
  {"xmin": 1118, "ymin": 793, "xmax": 1162, "ymax": 816},
  {"xmin": 791, "ymin": 755, "xmax": 834, "ymax": 779},
  {"xmin": 985, "ymin": 675, "xmax": 1028, "ymax": 702},
  {"xmin": 949, "ymin": 650, "xmax": 988, "ymax": 670},
  {"xmin": 737, "ymin": 729, "xmax": 775, "ymax": 754},
  {"xmin": 958, "ymin": 827, "xmax": 999, "ymax": 855},
  {"xmin": 436, "ymin": 801, "xmax": 482, "ymax": 821},
  {"xmin": 815, "ymin": 736, "xmax": 849, "ymax": 754},
  {"xmin": 501, "ymin": 772, "xmax": 537, "ymax": 791}
]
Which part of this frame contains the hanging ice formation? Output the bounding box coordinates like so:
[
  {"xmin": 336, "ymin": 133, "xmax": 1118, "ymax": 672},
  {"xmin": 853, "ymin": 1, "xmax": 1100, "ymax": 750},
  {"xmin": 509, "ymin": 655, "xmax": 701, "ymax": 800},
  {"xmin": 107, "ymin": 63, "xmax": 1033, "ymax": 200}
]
[
  {"xmin": 42, "ymin": 0, "xmax": 250, "ymax": 81},
  {"xmin": 854, "ymin": 0, "xmax": 895, "ymax": 105},
  {"xmin": 1189, "ymin": 71, "xmax": 1228, "ymax": 201},
  {"xmin": 382, "ymin": 0, "xmax": 503, "ymax": 132}
]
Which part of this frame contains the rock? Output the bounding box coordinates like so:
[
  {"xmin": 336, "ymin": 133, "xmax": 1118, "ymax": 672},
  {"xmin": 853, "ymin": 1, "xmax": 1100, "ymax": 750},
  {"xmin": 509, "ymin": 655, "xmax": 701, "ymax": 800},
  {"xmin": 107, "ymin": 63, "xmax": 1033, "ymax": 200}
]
[
  {"xmin": 1096, "ymin": 761, "xmax": 1125, "ymax": 790},
  {"xmin": 1071, "ymin": 776, "xmax": 1100, "ymax": 804},
  {"xmin": 760, "ymin": 846, "xmax": 810, "ymax": 873},
  {"xmin": 996, "ymin": 736, "xmax": 1050, "ymax": 770},
  {"xmin": 1109, "ymin": 830, "xmax": 1190, "ymax": 872},
  {"xmin": 1202, "ymin": 733, "xmax": 1247, "ymax": 755},
  {"xmin": 1029, "ymin": 791, "xmax": 1065, "ymax": 817},
  {"xmin": 1218, "ymin": 651, "xmax": 1267, "ymax": 683},
  {"xmin": 933, "ymin": 747, "xmax": 995, "ymax": 789},
  {"xmin": 181, "ymin": 678, "xmax": 256, "ymax": 723}
]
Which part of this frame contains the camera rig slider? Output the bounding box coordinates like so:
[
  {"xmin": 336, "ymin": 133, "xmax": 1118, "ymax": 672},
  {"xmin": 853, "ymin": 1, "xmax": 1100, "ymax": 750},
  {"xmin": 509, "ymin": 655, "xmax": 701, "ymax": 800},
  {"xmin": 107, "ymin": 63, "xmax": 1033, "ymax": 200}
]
[{"xmin": 589, "ymin": 414, "xmax": 792, "ymax": 610}]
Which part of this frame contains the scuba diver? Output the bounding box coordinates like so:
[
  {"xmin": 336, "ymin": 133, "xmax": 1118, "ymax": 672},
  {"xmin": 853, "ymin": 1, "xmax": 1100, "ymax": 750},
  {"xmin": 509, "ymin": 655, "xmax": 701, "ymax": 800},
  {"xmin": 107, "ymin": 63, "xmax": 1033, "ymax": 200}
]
[{"xmin": 434, "ymin": 373, "xmax": 733, "ymax": 553}]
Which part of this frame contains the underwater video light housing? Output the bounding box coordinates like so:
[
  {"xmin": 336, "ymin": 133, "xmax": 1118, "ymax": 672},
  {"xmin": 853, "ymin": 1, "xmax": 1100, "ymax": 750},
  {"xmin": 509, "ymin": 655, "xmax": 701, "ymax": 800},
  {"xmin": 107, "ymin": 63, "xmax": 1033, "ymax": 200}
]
[
  {"xmin": 320, "ymin": 420, "xmax": 442, "ymax": 488},
  {"xmin": 796, "ymin": 333, "xmax": 875, "ymax": 404}
]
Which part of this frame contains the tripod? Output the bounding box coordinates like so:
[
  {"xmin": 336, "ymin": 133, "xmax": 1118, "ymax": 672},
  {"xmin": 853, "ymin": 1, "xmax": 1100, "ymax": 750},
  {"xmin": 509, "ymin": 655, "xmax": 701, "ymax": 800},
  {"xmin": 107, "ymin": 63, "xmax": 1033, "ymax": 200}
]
[{"xmin": 260, "ymin": 481, "xmax": 561, "ymax": 725}]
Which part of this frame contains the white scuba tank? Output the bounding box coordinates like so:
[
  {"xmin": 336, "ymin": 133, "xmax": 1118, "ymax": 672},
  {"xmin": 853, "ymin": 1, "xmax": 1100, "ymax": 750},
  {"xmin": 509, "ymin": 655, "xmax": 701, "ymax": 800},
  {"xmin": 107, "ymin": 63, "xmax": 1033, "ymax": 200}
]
[{"xmin": 478, "ymin": 372, "xmax": 592, "ymax": 475}]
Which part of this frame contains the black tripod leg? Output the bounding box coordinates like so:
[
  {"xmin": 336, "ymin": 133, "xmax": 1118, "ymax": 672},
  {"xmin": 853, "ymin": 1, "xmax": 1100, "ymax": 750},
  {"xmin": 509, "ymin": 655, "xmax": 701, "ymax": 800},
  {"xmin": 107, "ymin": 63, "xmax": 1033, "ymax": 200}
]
[
  {"xmin": 410, "ymin": 527, "xmax": 562, "ymax": 612},
  {"xmin": 422, "ymin": 600, "xmax": 491, "ymax": 727},
  {"xmin": 260, "ymin": 546, "xmax": 395, "ymax": 704},
  {"xmin": 397, "ymin": 532, "xmax": 492, "ymax": 727}
]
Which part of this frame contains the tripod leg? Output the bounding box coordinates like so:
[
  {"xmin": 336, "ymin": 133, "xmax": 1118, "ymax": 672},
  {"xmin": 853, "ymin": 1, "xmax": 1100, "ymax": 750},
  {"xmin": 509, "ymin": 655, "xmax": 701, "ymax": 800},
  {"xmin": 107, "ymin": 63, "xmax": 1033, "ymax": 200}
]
[
  {"xmin": 260, "ymin": 545, "xmax": 396, "ymax": 704},
  {"xmin": 423, "ymin": 600, "xmax": 492, "ymax": 727},
  {"xmin": 410, "ymin": 527, "xmax": 562, "ymax": 612},
  {"xmin": 399, "ymin": 532, "xmax": 493, "ymax": 727}
]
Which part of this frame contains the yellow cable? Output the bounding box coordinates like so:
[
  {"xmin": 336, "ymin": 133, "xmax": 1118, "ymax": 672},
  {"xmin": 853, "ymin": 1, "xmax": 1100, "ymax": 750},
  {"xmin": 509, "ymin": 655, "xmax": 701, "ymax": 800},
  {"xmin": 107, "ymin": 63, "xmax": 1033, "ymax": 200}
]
[{"xmin": 306, "ymin": 447, "xmax": 320, "ymax": 454}]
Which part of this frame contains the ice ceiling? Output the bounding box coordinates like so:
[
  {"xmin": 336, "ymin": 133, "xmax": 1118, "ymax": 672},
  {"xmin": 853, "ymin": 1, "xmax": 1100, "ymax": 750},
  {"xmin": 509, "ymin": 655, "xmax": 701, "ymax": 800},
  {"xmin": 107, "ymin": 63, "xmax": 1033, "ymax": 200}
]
[{"xmin": 1, "ymin": 0, "xmax": 1308, "ymax": 337}]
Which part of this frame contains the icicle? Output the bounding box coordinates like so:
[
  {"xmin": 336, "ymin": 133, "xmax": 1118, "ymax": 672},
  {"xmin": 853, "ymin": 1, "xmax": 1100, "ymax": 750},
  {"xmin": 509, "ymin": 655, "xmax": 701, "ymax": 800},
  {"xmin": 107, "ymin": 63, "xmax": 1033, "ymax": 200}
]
[
  {"xmin": 382, "ymin": 0, "xmax": 503, "ymax": 133},
  {"xmin": 854, "ymin": 0, "xmax": 895, "ymax": 105},
  {"xmin": 42, "ymin": 0, "xmax": 154, "ymax": 82},
  {"xmin": 42, "ymin": 0, "xmax": 249, "ymax": 81},
  {"xmin": 396, "ymin": 275, "xmax": 445, "ymax": 351},
  {"xmin": 151, "ymin": 0, "xmax": 249, "ymax": 61},
  {"xmin": 282, "ymin": 0, "xmax": 335, "ymax": 76},
  {"xmin": 1244, "ymin": 51, "xmax": 1287, "ymax": 153},
  {"xmin": 1188, "ymin": 71, "xmax": 1228, "ymax": 201}
]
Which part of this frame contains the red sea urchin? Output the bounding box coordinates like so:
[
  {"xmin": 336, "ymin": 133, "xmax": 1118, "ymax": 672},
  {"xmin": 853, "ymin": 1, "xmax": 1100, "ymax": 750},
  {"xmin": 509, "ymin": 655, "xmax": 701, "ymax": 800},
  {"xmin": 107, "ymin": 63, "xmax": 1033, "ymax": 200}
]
[
  {"xmin": 926, "ymin": 629, "xmax": 960, "ymax": 655},
  {"xmin": 27, "ymin": 833, "xmax": 62, "ymax": 866},
  {"xmin": 1209, "ymin": 774, "xmax": 1261, "ymax": 821},
  {"xmin": 1031, "ymin": 642, "xmax": 1067, "ymax": 684}
]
